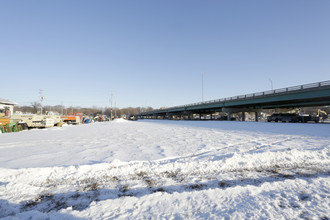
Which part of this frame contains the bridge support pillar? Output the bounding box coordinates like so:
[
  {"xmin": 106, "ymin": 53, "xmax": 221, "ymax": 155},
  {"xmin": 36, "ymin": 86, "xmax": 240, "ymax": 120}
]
[
  {"xmin": 227, "ymin": 112, "xmax": 231, "ymax": 121},
  {"xmin": 242, "ymin": 112, "xmax": 245, "ymax": 121},
  {"xmin": 255, "ymin": 112, "xmax": 259, "ymax": 122},
  {"xmin": 166, "ymin": 113, "xmax": 173, "ymax": 120}
]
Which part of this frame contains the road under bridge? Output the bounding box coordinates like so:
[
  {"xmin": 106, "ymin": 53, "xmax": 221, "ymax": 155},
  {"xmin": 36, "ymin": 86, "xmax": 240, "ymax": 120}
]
[{"xmin": 138, "ymin": 80, "xmax": 330, "ymax": 121}]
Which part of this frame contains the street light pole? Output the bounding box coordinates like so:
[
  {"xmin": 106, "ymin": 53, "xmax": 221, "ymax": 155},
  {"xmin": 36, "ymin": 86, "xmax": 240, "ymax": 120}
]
[
  {"xmin": 202, "ymin": 73, "xmax": 206, "ymax": 102},
  {"xmin": 269, "ymin": 79, "xmax": 273, "ymax": 90}
]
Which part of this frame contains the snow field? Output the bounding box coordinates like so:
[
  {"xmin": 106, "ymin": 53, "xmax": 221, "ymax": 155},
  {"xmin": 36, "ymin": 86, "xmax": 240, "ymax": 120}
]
[{"xmin": 0, "ymin": 119, "xmax": 329, "ymax": 219}]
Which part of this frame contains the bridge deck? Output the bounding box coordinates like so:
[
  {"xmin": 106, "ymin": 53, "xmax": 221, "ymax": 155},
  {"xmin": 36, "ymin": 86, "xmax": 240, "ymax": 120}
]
[{"xmin": 139, "ymin": 80, "xmax": 330, "ymax": 117}]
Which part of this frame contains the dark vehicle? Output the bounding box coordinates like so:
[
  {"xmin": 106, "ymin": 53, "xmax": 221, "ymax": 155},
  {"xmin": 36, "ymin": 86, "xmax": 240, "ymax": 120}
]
[
  {"xmin": 267, "ymin": 113, "xmax": 300, "ymax": 122},
  {"xmin": 267, "ymin": 113, "xmax": 319, "ymax": 123},
  {"xmin": 300, "ymin": 115, "xmax": 319, "ymax": 123},
  {"xmin": 215, "ymin": 115, "xmax": 236, "ymax": 121}
]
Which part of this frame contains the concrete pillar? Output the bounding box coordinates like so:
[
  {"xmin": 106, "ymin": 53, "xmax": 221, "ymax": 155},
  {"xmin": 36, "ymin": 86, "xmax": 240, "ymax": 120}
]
[
  {"xmin": 255, "ymin": 112, "xmax": 259, "ymax": 122},
  {"xmin": 199, "ymin": 113, "xmax": 202, "ymax": 120},
  {"xmin": 242, "ymin": 112, "xmax": 245, "ymax": 121},
  {"xmin": 227, "ymin": 112, "xmax": 231, "ymax": 121}
]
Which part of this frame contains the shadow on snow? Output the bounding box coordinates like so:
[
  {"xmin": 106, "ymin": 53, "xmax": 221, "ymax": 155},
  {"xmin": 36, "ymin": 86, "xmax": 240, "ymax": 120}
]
[{"xmin": 0, "ymin": 170, "xmax": 328, "ymax": 218}]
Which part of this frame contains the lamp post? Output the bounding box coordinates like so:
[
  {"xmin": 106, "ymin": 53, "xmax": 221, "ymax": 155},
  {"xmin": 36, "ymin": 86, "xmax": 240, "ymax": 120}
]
[
  {"xmin": 269, "ymin": 79, "xmax": 273, "ymax": 90},
  {"xmin": 202, "ymin": 73, "xmax": 206, "ymax": 102}
]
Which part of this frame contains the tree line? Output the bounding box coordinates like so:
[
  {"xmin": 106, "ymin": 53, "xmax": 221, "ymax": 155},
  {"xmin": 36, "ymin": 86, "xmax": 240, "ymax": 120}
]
[{"xmin": 14, "ymin": 102, "xmax": 154, "ymax": 117}]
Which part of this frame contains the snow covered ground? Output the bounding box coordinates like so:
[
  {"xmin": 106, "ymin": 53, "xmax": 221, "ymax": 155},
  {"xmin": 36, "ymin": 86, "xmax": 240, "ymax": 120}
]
[{"xmin": 0, "ymin": 119, "xmax": 329, "ymax": 219}]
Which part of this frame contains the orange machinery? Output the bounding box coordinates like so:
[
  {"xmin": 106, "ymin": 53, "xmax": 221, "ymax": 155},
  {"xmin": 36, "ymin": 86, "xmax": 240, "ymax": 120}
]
[{"xmin": 61, "ymin": 115, "xmax": 81, "ymax": 124}]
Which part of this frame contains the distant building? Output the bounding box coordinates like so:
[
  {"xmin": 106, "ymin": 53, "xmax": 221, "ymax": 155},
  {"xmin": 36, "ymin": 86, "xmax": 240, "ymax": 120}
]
[{"xmin": 0, "ymin": 98, "xmax": 18, "ymax": 117}]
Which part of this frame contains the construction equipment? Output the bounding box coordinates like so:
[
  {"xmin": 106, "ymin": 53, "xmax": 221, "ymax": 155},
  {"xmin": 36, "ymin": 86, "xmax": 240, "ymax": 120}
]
[
  {"xmin": 128, "ymin": 115, "xmax": 138, "ymax": 121},
  {"xmin": 11, "ymin": 114, "xmax": 54, "ymax": 128},
  {"xmin": 61, "ymin": 112, "xmax": 83, "ymax": 125},
  {"xmin": 61, "ymin": 115, "xmax": 81, "ymax": 125},
  {"xmin": 82, "ymin": 115, "xmax": 93, "ymax": 123},
  {"xmin": 44, "ymin": 115, "xmax": 63, "ymax": 126},
  {"xmin": 0, "ymin": 122, "xmax": 23, "ymax": 133},
  {"xmin": 267, "ymin": 113, "xmax": 319, "ymax": 123},
  {"xmin": 0, "ymin": 110, "xmax": 24, "ymax": 133},
  {"xmin": 0, "ymin": 117, "xmax": 10, "ymax": 126},
  {"xmin": 94, "ymin": 115, "xmax": 109, "ymax": 122},
  {"xmin": 317, "ymin": 109, "xmax": 328, "ymax": 120}
]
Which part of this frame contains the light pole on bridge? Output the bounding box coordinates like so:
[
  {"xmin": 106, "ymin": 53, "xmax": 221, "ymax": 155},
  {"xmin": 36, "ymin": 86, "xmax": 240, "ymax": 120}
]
[{"xmin": 202, "ymin": 72, "xmax": 207, "ymax": 102}]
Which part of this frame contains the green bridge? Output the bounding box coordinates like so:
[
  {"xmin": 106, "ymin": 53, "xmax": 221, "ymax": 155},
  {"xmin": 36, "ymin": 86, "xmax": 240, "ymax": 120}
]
[{"xmin": 138, "ymin": 80, "xmax": 330, "ymax": 121}]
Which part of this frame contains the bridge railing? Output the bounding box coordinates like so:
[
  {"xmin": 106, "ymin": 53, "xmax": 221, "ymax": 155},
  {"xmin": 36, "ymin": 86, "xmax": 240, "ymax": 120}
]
[
  {"xmin": 141, "ymin": 80, "xmax": 330, "ymax": 114},
  {"xmin": 321, "ymin": 81, "xmax": 330, "ymax": 86}
]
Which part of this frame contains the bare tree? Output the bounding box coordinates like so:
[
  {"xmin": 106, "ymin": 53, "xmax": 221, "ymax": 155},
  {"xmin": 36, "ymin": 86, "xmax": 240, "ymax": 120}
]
[{"xmin": 30, "ymin": 102, "xmax": 41, "ymax": 114}]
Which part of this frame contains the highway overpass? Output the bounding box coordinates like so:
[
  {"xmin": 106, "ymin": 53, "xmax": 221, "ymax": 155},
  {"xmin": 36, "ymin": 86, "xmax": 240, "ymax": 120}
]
[{"xmin": 138, "ymin": 80, "xmax": 330, "ymax": 121}]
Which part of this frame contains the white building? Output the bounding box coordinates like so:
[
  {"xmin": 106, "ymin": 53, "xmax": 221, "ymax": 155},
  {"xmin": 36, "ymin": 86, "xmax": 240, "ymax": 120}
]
[{"xmin": 0, "ymin": 98, "xmax": 18, "ymax": 117}]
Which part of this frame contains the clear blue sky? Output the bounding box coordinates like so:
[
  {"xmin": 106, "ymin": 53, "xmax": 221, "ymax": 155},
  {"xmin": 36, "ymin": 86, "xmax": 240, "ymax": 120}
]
[{"xmin": 1, "ymin": 0, "xmax": 329, "ymax": 109}]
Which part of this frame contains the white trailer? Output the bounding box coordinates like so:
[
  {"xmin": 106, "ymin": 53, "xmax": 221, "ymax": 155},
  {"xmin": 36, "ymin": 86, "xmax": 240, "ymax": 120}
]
[{"xmin": 11, "ymin": 114, "xmax": 55, "ymax": 128}]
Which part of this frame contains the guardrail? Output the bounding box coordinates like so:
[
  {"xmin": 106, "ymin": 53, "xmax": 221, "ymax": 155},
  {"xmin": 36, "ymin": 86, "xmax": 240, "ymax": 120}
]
[{"xmin": 141, "ymin": 80, "xmax": 330, "ymax": 114}]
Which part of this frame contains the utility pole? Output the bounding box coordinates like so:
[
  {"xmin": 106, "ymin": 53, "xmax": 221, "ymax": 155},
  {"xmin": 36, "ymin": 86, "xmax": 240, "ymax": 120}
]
[
  {"xmin": 40, "ymin": 89, "xmax": 44, "ymax": 115},
  {"xmin": 115, "ymin": 101, "xmax": 117, "ymax": 117},
  {"xmin": 110, "ymin": 92, "xmax": 113, "ymax": 121}
]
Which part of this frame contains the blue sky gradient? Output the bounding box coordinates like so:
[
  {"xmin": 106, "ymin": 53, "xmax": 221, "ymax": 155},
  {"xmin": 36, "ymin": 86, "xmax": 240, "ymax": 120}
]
[{"xmin": 1, "ymin": 0, "xmax": 329, "ymax": 108}]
